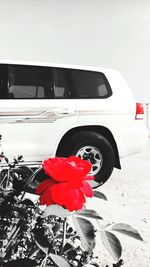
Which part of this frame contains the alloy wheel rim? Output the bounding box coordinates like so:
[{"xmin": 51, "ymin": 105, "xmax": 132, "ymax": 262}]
[{"xmin": 76, "ymin": 145, "xmax": 103, "ymax": 176}]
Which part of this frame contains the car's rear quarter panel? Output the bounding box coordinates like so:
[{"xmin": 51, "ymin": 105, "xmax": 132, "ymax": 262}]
[{"xmin": 73, "ymin": 69, "xmax": 148, "ymax": 158}]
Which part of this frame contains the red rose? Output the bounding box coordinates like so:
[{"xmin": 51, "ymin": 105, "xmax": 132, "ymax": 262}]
[
  {"xmin": 36, "ymin": 156, "xmax": 94, "ymax": 211},
  {"xmin": 41, "ymin": 156, "xmax": 93, "ymax": 186}
]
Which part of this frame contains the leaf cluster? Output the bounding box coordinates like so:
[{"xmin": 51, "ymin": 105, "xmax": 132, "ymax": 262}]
[{"xmin": 0, "ymin": 164, "xmax": 143, "ymax": 267}]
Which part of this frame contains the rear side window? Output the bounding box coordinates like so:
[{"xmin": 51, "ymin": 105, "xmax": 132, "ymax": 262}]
[
  {"xmin": 8, "ymin": 65, "xmax": 52, "ymax": 99},
  {"xmin": 65, "ymin": 69, "xmax": 112, "ymax": 98}
]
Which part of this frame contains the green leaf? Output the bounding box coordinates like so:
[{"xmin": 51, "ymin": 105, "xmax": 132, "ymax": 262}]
[
  {"xmin": 93, "ymin": 191, "xmax": 107, "ymax": 200},
  {"xmin": 52, "ymin": 222, "xmax": 62, "ymax": 233},
  {"xmin": 33, "ymin": 226, "xmax": 50, "ymax": 248},
  {"xmin": 73, "ymin": 216, "xmax": 96, "ymax": 251},
  {"xmin": 49, "ymin": 253, "xmax": 71, "ymax": 267},
  {"xmin": 101, "ymin": 230, "xmax": 122, "ymax": 261},
  {"xmin": 112, "ymin": 223, "xmax": 143, "ymax": 241},
  {"xmin": 75, "ymin": 209, "xmax": 103, "ymax": 220},
  {"xmin": 11, "ymin": 206, "xmax": 28, "ymax": 220},
  {"xmin": 35, "ymin": 240, "xmax": 48, "ymax": 254},
  {"xmin": 42, "ymin": 204, "xmax": 71, "ymax": 218}
]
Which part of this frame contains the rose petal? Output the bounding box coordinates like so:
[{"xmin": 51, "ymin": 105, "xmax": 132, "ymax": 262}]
[
  {"xmin": 73, "ymin": 189, "xmax": 86, "ymax": 210},
  {"xmin": 42, "ymin": 157, "xmax": 93, "ymax": 184},
  {"xmin": 42, "ymin": 158, "xmax": 63, "ymax": 180},
  {"xmin": 36, "ymin": 178, "xmax": 56, "ymax": 195},
  {"xmin": 81, "ymin": 181, "xmax": 93, "ymax": 197},
  {"xmin": 82, "ymin": 175, "xmax": 95, "ymax": 181},
  {"xmin": 51, "ymin": 183, "xmax": 85, "ymax": 211},
  {"xmin": 39, "ymin": 187, "xmax": 55, "ymax": 205},
  {"xmin": 67, "ymin": 156, "xmax": 92, "ymax": 175}
]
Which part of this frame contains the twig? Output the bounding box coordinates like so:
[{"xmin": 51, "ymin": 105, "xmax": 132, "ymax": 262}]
[{"xmin": 60, "ymin": 217, "xmax": 67, "ymax": 256}]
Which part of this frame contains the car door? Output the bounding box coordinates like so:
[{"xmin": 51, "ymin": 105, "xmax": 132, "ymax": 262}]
[{"xmin": 0, "ymin": 64, "xmax": 77, "ymax": 162}]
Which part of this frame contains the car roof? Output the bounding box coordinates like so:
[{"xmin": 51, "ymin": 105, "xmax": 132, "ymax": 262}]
[{"xmin": 0, "ymin": 59, "xmax": 118, "ymax": 76}]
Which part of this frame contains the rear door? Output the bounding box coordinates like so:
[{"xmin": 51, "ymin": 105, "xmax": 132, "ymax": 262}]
[
  {"xmin": 63, "ymin": 68, "xmax": 113, "ymax": 126},
  {"xmin": 0, "ymin": 64, "xmax": 77, "ymax": 162}
]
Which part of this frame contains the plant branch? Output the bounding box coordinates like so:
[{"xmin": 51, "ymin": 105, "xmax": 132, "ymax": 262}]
[
  {"xmin": 40, "ymin": 254, "xmax": 49, "ymax": 267},
  {"xmin": 60, "ymin": 217, "xmax": 67, "ymax": 256}
]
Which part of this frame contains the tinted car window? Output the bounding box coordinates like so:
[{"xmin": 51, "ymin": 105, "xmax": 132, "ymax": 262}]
[
  {"xmin": 0, "ymin": 64, "xmax": 111, "ymax": 99},
  {"xmin": 53, "ymin": 68, "xmax": 69, "ymax": 98},
  {"xmin": 65, "ymin": 69, "xmax": 112, "ymax": 98},
  {"xmin": 8, "ymin": 65, "xmax": 52, "ymax": 99},
  {"xmin": 0, "ymin": 64, "xmax": 69, "ymax": 99},
  {"xmin": 0, "ymin": 65, "xmax": 8, "ymax": 98}
]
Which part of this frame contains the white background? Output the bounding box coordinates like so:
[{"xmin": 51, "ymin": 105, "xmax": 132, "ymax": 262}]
[{"xmin": 0, "ymin": 0, "xmax": 150, "ymax": 103}]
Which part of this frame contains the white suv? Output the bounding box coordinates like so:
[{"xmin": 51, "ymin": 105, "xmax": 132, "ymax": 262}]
[{"xmin": 0, "ymin": 62, "xmax": 148, "ymax": 185}]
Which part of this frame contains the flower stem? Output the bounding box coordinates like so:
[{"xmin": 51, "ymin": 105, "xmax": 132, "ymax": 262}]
[
  {"xmin": 40, "ymin": 254, "xmax": 49, "ymax": 267},
  {"xmin": 60, "ymin": 217, "xmax": 67, "ymax": 256}
]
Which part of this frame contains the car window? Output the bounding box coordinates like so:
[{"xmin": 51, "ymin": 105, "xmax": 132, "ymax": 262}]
[
  {"xmin": 0, "ymin": 64, "xmax": 70, "ymax": 99},
  {"xmin": 7, "ymin": 65, "xmax": 52, "ymax": 99},
  {"xmin": 0, "ymin": 65, "xmax": 8, "ymax": 98},
  {"xmin": 65, "ymin": 69, "xmax": 112, "ymax": 98},
  {"xmin": 0, "ymin": 64, "xmax": 112, "ymax": 99},
  {"xmin": 53, "ymin": 68, "xmax": 69, "ymax": 98}
]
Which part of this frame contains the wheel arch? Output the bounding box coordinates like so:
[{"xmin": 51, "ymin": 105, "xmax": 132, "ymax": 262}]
[{"xmin": 56, "ymin": 126, "xmax": 121, "ymax": 169}]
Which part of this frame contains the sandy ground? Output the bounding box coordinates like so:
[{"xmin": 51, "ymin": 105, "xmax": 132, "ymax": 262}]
[{"xmin": 87, "ymin": 140, "xmax": 150, "ymax": 267}]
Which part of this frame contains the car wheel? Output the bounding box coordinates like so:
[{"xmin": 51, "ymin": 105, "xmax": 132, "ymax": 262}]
[{"xmin": 59, "ymin": 131, "xmax": 115, "ymax": 186}]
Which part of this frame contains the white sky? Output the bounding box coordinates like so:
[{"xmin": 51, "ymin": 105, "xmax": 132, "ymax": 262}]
[{"xmin": 0, "ymin": 0, "xmax": 150, "ymax": 103}]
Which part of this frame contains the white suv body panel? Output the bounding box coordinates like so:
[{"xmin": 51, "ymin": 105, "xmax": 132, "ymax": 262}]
[
  {"xmin": 0, "ymin": 61, "xmax": 148, "ymax": 165},
  {"xmin": 71, "ymin": 70, "xmax": 148, "ymax": 158},
  {"xmin": 0, "ymin": 99, "xmax": 78, "ymax": 161}
]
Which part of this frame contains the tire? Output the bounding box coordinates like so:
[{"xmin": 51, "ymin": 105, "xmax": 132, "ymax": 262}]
[{"xmin": 58, "ymin": 131, "xmax": 115, "ymax": 186}]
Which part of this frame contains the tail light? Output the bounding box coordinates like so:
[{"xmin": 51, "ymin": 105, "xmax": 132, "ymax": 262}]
[{"xmin": 135, "ymin": 102, "xmax": 144, "ymax": 120}]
